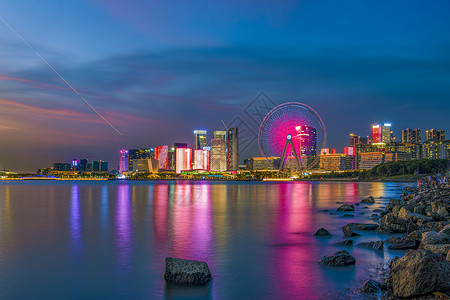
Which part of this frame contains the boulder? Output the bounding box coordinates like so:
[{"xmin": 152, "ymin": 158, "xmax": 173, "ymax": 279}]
[
  {"xmin": 440, "ymin": 224, "xmax": 450, "ymax": 236},
  {"xmin": 407, "ymin": 230, "xmax": 423, "ymax": 242},
  {"xmin": 335, "ymin": 239, "xmax": 354, "ymax": 247},
  {"xmin": 373, "ymin": 209, "xmax": 383, "ymax": 213},
  {"xmin": 360, "ymin": 196, "xmax": 375, "ymax": 204},
  {"xmin": 422, "ymin": 221, "xmax": 448, "ymax": 232},
  {"xmin": 360, "ymin": 279, "xmax": 381, "ymax": 293},
  {"xmin": 314, "ymin": 228, "xmax": 332, "ymax": 237},
  {"xmin": 337, "ymin": 204, "xmax": 355, "ymax": 212},
  {"xmin": 447, "ymin": 250, "xmax": 450, "ymax": 262},
  {"xmin": 320, "ymin": 250, "xmax": 356, "ymax": 266},
  {"xmin": 389, "ymin": 250, "xmax": 450, "ymax": 298},
  {"xmin": 164, "ymin": 257, "xmax": 212, "ymax": 285},
  {"xmin": 380, "ymin": 213, "xmax": 409, "ymax": 233},
  {"xmin": 388, "ymin": 236, "xmax": 419, "ymax": 250},
  {"xmin": 342, "ymin": 224, "xmax": 361, "ymax": 237},
  {"xmin": 356, "ymin": 241, "xmax": 384, "ymax": 251},
  {"xmin": 398, "ymin": 207, "xmax": 411, "ymax": 219},
  {"xmin": 340, "ymin": 214, "xmax": 354, "ymax": 218},
  {"xmin": 344, "ymin": 223, "xmax": 379, "ymax": 231},
  {"xmin": 420, "ymin": 231, "xmax": 450, "ymax": 248},
  {"xmin": 422, "ymin": 244, "xmax": 450, "ymax": 255},
  {"xmin": 389, "ymin": 199, "xmax": 403, "ymax": 207},
  {"xmin": 384, "ymin": 236, "xmax": 401, "ymax": 244}
]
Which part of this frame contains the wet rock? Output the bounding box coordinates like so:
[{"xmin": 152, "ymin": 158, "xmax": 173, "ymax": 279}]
[
  {"xmin": 376, "ymin": 226, "xmax": 393, "ymax": 235},
  {"xmin": 422, "ymin": 221, "xmax": 448, "ymax": 232},
  {"xmin": 421, "ymin": 244, "xmax": 450, "ymax": 255},
  {"xmin": 357, "ymin": 241, "xmax": 384, "ymax": 251},
  {"xmin": 345, "ymin": 223, "xmax": 379, "ymax": 231},
  {"xmin": 340, "ymin": 214, "xmax": 354, "ymax": 218},
  {"xmin": 335, "ymin": 239, "xmax": 354, "ymax": 247},
  {"xmin": 380, "ymin": 213, "xmax": 409, "ymax": 233},
  {"xmin": 360, "ymin": 279, "xmax": 381, "ymax": 293},
  {"xmin": 342, "ymin": 224, "xmax": 361, "ymax": 237},
  {"xmin": 420, "ymin": 231, "xmax": 450, "ymax": 247},
  {"xmin": 447, "ymin": 250, "xmax": 450, "ymax": 262},
  {"xmin": 440, "ymin": 224, "xmax": 450, "ymax": 236},
  {"xmin": 389, "ymin": 199, "xmax": 404, "ymax": 207},
  {"xmin": 337, "ymin": 204, "xmax": 355, "ymax": 212},
  {"xmin": 389, "ymin": 249, "xmax": 450, "ymax": 298},
  {"xmin": 388, "ymin": 236, "xmax": 419, "ymax": 250},
  {"xmin": 398, "ymin": 206, "xmax": 412, "ymax": 219},
  {"xmin": 314, "ymin": 228, "xmax": 332, "ymax": 237},
  {"xmin": 360, "ymin": 196, "xmax": 375, "ymax": 204},
  {"xmin": 384, "ymin": 236, "xmax": 401, "ymax": 244},
  {"xmin": 373, "ymin": 209, "xmax": 383, "ymax": 213},
  {"xmin": 164, "ymin": 257, "xmax": 212, "ymax": 285},
  {"xmin": 407, "ymin": 230, "xmax": 423, "ymax": 242},
  {"xmin": 320, "ymin": 250, "xmax": 356, "ymax": 266}
]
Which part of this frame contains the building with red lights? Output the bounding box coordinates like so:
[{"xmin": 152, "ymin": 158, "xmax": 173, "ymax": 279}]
[
  {"xmin": 193, "ymin": 149, "xmax": 210, "ymax": 170},
  {"xmin": 155, "ymin": 145, "xmax": 169, "ymax": 170},
  {"xmin": 176, "ymin": 148, "xmax": 192, "ymax": 173}
]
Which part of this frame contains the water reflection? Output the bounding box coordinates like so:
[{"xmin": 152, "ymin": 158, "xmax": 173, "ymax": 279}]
[
  {"xmin": 115, "ymin": 184, "xmax": 132, "ymax": 270},
  {"xmin": 70, "ymin": 185, "xmax": 82, "ymax": 254}
]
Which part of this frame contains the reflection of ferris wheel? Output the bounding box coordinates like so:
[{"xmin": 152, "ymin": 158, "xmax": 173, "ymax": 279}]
[{"xmin": 258, "ymin": 102, "xmax": 326, "ymax": 170}]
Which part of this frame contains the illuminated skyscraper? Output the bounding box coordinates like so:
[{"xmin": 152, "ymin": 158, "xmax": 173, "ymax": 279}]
[
  {"xmin": 128, "ymin": 148, "xmax": 152, "ymax": 171},
  {"xmin": 296, "ymin": 125, "xmax": 317, "ymax": 157},
  {"xmin": 426, "ymin": 129, "xmax": 445, "ymax": 143},
  {"xmin": 194, "ymin": 130, "xmax": 207, "ymax": 150},
  {"xmin": 402, "ymin": 128, "xmax": 421, "ymax": 144},
  {"xmin": 155, "ymin": 145, "xmax": 169, "ymax": 170},
  {"xmin": 349, "ymin": 134, "xmax": 360, "ymax": 147},
  {"xmin": 176, "ymin": 148, "xmax": 193, "ymax": 173},
  {"xmin": 210, "ymin": 139, "xmax": 227, "ymax": 171},
  {"xmin": 372, "ymin": 123, "xmax": 391, "ymax": 144},
  {"xmin": 119, "ymin": 149, "xmax": 129, "ymax": 173},
  {"xmin": 213, "ymin": 130, "xmax": 226, "ymax": 141},
  {"xmin": 193, "ymin": 149, "xmax": 210, "ymax": 170},
  {"xmin": 226, "ymin": 127, "xmax": 239, "ymax": 171}
]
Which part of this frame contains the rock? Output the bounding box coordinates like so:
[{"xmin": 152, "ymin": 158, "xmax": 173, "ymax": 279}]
[
  {"xmin": 447, "ymin": 250, "xmax": 450, "ymax": 262},
  {"xmin": 320, "ymin": 250, "xmax": 356, "ymax": 266},
  {"xmin": 384, "ymin": 236, "xmax": 401, "ymax": 244},
  {"xmin": 314, "ymin": 228, "xmax": 332, "ymax": 236},
  {"xmin": 337, "ymin": 204, "xmax": 355, "ymax": 212},
  {"xmin": 357, "ymin": 241, "xmax": 384, "ymax": 251},
  {"xmin": 340, "ymin": 214, "xmax": 354, "ymax": 218},
  {"xmin": 335, "ymin": 239, "xmax": 354, "ymax": 246},
  {"xmin": 422, "ymin": 244, "xmax": 450, "ymax": 255},
  {"xmin": 440, "ymin": 224, "xmax": 450, "ymax": 236},
  {"xmin": 360, "ymin": 279, "xmax": 381, "ymax": 293},
  {"xmin": 373, "ymin": 209, "xmax": 383, "ymax": 213},
  {"xmin": 380, "ymin": 213, "xmax": 409, "ymax": 233},
  {"xmin": 342, "ymin": 224, "xmax": 361, "ymax": 237},
  {"xmin": 376, "ymin": 226, "xmax": 393, "ymax": 234},
  {"xmin": 388, "ymin": 236, "xmax": 419, "ymax": 250},
  {"xmin": 420, "ymin": 231, "xmax": 450, "ymax": 247},
  {"xmin": 398, "ymin": 206, "xmax": 412, "ymax": 219},
  {"xmin": 345, "ymin": 223, "xmax": 379, "ymax": 231},
  {"xmin": 164, "ymin": 257, "xmax": 212, "ymax": 285},
  {"xmin": 389, "ymin": 250, "xmax": 450, "ymax": 298},
  {"xmin": 408, "ymin": 230, "xmax": 423, "ymax": 242},
  {"xmin": 422, "ymin": 221, "xmax": 448, "ymax": 232},
  {"xmin": 360, "ymin": 196, "xmax": 375, "ymax": 204},
  {"xmin": 389, "ymin": 199, "xmax": 403, "ymax": 207}
]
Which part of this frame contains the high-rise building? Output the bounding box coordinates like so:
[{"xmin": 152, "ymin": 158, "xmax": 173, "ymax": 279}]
[
  {"xmin": 296, "ymin": 125, "xmax": 317, "ymax": 157},
  {"xmin": 155, "ymin": 145, "xmax": 169, "ymax": 170},
  {"xmin": 100, "ymin": 161, "xmax": 108, "ymax": 172},
  {"xmin": 119, "ymin": 149, "xmax": 129, "ymax": 173},
  {"xmin": 359, "ymin": 152, "xmax": 385, "ymax": 170},
  {"xmin": 53, "ymin": 163, "xmax": 71, "ymax": 171},
  {"xmin": 319, "ymin": 154, "xmax": 355, "ymax": 171},
  {"xmin": 349, "ymin": 134, "xmax": 360, "ymax": 147},
  {"xmin": 132, "ymin": 158, "xmax": 158, "ymax": 173},
  {"xmin": 128, "ymin": 148, "xmax": 152, "ymax": 171},
  {"xmin": 213, "ymin": 130, "xmax": 226, "ymax": 141},
  {"xmin": 79, "ymin": 158, "xmax": 88, "ymax": 172},
  {"xmin": 92, "ymin": 161, "xmax": 100, "ymax": 172},
  {"xmin": 402, "ymin": 128, "xmax": 421, "ymax": 144},
  {"xmin": 210, "ymin": 139, "xmax": 227, "ymax": 171},
  {"xmin": 176, "ymin": 148, "xmax": 193, "ymax": 173},
  {"xmin": 226, "ymin": 127, "xmax": 239, "ymax": 171},
  {"xmin": 193, "ymin": 149, "xmax": 210, "ymax": 170},
  {"xmin": 372, "ymin": 123, "xmax": 391, "ymax": 144},
  {"xmin": 194, "ymin": 130, "xmax": 207, "ymax": 150},
  {"xmin": 426, "ymin": 129, "xmax": 445, "ymax": 143}
]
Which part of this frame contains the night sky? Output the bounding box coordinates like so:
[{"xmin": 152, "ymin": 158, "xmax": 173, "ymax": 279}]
[{"xmin": 1, "ymin": 1, "xmax": 449, "ymax": 172}]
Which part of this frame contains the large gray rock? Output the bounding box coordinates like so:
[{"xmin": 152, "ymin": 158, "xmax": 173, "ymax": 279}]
[
  {"xmin": 314, "ymin": 228, "xmax": 332, "ymax": 236},
  {"xmin": 357, "ymin": 241, "xmax": 384, "ymax": 251},
  {"xmin": 337, "ymin": 204, "xmax": 355, "ymax": 212},
  {"xmin": 447, "ymin": 250, "xmax": 450, "ymax": 262},
  {"xmin": 320, "ymin": 250, "xmax": 356, "ymax": 266},
  {"xmin": 380, "ymin": 213, "xmax": 409, "ymax": 233},
  {"xmin": 360, "ymin": 196, "xmax": 375, "ymax": 204},
  {"xmin": 388, "ymin": 236, "xmax": 419, "ymax": 250},
  {"xmin": 335, "ymin": 239, "xmax": 354, "ymax": 247},
  {"xmin": 344, "ymin": 223, "xmax": 379, "ymax": 231},
  {"xmin": 420, "ymin": 231, "xmax": 450, "ymax": 248},
  {"xmin": 342, "ymin": 224, "xmax": 361, "ymax": 237},
  {"xmin": 440, "ymin": 224, "xmax": 450, "ymax": 236},
  {"xmin": 389, "ymin": 250, "xmax": 450, "ymax": 298},
  {"xmin": 422, "ymin": 244, "xmax": 450, "ymax": 255},
  {"xmin": 164, "ymin": 257, "xmax": 212, "ymax": 285}
]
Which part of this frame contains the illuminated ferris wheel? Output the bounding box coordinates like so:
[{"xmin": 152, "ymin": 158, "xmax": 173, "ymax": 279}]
[{"xmin": 258, "ymin": 102, "xmax": 326, "ymax": 170}]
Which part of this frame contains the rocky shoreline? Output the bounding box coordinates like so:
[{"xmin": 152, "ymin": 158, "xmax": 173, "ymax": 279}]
[{"xmin": 318, "ymin": 184, "xmax": 450, "ymax": 299}]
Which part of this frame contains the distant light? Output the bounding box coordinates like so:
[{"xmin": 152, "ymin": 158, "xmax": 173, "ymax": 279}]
[
  {"xmin": 295, "ymin": 126, "xmax": 301, "ymax": 131},
  {"xmin": 384, "ymin": 123, "xmax": 392, "ymax": 127},
  {"xmin": 373, "ymin": 125, "xmax": 380, "ymax": 128},
  {"xmin": 194, "ymin": 130, "xmax": 197, "ymax": 134},
  {"xmin": 287, "ymin": 134, "xmax": 292, "ymax": 140}
]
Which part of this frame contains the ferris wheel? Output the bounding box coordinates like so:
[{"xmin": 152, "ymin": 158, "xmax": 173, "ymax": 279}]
[{"xmin": 258, "ymin": 102, "xmax": 326, "ymax": 170}]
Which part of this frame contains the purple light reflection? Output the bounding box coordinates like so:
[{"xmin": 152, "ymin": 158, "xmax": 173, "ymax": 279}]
[{"xmin": 115, "ymin": 184, "xmax": 132, "ymax": 270}]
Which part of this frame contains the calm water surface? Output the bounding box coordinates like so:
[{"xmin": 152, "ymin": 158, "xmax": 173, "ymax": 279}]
[{"xmin": 0, "ymin": 181, "xmax": 411, "ymax": 300}]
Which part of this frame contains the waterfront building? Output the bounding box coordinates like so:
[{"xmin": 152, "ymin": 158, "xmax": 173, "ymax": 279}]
[
  {"xmin": 175, "ymin": 148, "xmax": 193, "ymax": 173},
  {"xmin": 359, "ymin": 152, "xmax": 385, "ymax": 170},
  {"xmin": 53, "ymin": 163, "xmax": 71, "ymax": 171},
  {"xmin": 92, "ymin": 161, "xmax": 100, "ymax": 172},
  {"xmin": 128, "ymin": 148, "xmax": 152, "ymax": 171},
  {"xmin": 155, "ymin": 145, "xmax": 169, "ymax": 170},
  {"xmin": 344, "ymin": 147, "xmax": 357, "ymax": 170},
  {"xmin": 296, "ymin": 125, "xmax": 317, "ymax": 157},
  {"xmin": 372, "ymin": 123, "xmax": 391, "ymax": 144},
  {"xmin": 402, "ymin": 128, "xmax": 421, "ymax": 144},
  {"xmin": 213, "ymin": 130, "xmax": 226, "ymax": 141},
  {"xmin": 285, "ymin": 155, "xmax": 308, "ymax": 169},
  {"xmin": 426, "ymin": 129, "xmax": 445, "ymax": 143},
  {"xmin": 193, "ymin": 149, "xmax": 210, "ymax": 170},
  {"xmin": 100, "ymin": 161, "xmax": 108, "ymax": 172},
  {"xmin": 422, "ymin": 140, "xmax": 447, "ymax": 159},
  {"xmin": 385, "ymin": 152, "xmax": 411, "ymax": 163},
  {"xmin": 227, "ymin": 127, "xmax": 239, "ymax": 171},
  {"xmin": 210, "ymin": 139, "xmax": 227, "ymax": 171},
  {"xmin": 247, "ymin": 157, "xmax": 279, "ymax": 170},
  {"xmin": 439, "ymin": 140, "xmax": 450, "ymax": 159},
  {"xmin": 349, "ymin": 134, "xmax": 359, "ymax": 147},
  {"xmin": 319, "ymin": 154, "xmax": 354, "ymax": 171},
  {"xmin": 132, "ymin": 158, "xmax": 158, "ymax": 173},
  {"xmin": 194, "ymin": 130, "xmax": 207, "ymax": 150},
  {"xmin": 119, "ymin": 149, "xmax": 129, "ymax": 174}
]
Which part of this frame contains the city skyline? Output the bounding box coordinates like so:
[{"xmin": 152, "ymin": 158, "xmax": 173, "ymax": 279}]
[{"xmin": 1, "ymin": 1, "xmax": 450, "ymax": 171}]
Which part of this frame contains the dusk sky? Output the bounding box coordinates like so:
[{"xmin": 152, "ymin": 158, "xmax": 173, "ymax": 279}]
[{"xmin": 1, "ymin": 0, "xmax": 449, "ymax": 172}]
